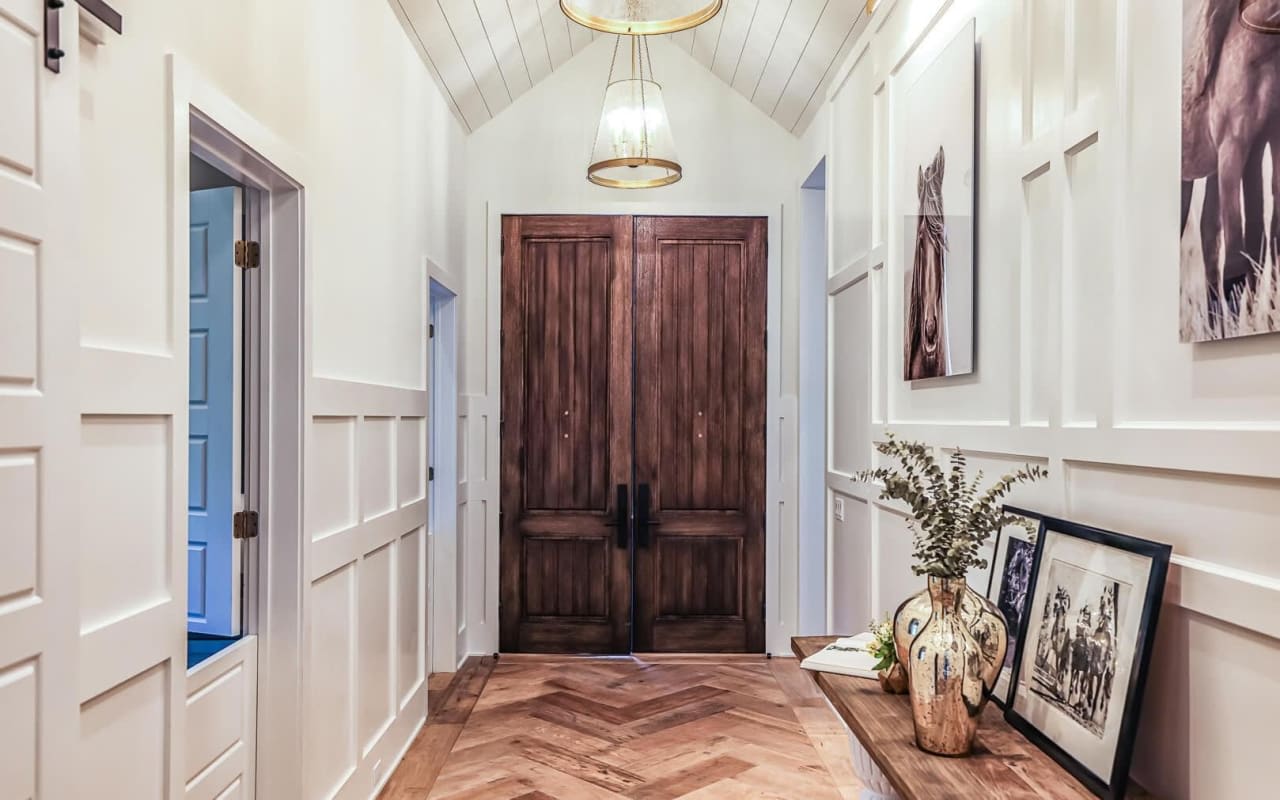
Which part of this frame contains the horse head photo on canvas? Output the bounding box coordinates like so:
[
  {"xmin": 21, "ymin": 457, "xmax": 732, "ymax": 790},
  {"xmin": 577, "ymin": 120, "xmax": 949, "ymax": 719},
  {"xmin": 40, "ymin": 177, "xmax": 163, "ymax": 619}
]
[
  {"xmin": 1181, "ymin": 0, "xmax": 1280, "ymax": 341},
  {"xmin": 906, "ymin": 147, "xmax": 951, "ymax": 379},
  {"xmin": 900, "ymin": 20, "xmax": 975, "ymax": 380}
]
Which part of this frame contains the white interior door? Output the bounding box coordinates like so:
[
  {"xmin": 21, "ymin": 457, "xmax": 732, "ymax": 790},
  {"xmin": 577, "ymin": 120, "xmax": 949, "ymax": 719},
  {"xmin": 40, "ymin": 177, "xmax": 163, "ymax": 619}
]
[{"xmin": 0, "ymin": 1, "xmax": 79, "ymax": 795}]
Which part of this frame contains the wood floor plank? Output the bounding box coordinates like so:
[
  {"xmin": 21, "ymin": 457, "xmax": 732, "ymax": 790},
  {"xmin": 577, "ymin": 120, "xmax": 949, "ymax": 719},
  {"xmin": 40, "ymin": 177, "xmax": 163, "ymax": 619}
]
[{"xmin": 382, "ymin": 655, "xmax": 860, "ymax": 799}]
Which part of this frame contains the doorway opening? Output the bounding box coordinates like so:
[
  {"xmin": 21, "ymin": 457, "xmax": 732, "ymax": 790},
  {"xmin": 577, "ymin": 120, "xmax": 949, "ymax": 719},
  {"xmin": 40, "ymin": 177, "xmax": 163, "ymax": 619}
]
[
  {"xmin": 174, "ymin": 76, "xmax": 308, "ymax": 796},
  {"xmin": 799, "ymin": 158, "xmax": 828, "ymax": 635},
  {"xmin": 498, "ymin": 214, "xmax": 768, "ymax": 655},
  {"xmin": 186, "ymin": 152, "xmax": 253, "ymax": 666},
  {"xmin": 428, "ymin": 279, "xmax": 461, "ymax": 671}
]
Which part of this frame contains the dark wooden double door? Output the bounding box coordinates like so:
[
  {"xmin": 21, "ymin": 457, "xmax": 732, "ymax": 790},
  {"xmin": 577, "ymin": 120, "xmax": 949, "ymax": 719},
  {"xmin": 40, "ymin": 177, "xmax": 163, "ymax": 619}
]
[{"xmin": 500, "ymin": 215, "xmax": 767, "ymax": 654}]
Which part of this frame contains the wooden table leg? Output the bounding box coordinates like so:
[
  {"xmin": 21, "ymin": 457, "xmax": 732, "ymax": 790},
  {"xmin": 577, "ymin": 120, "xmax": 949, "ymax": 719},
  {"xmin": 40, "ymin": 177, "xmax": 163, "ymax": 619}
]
[{"xmin": 848, "ymin": 728, "xmax": 901, "ymax": 800}]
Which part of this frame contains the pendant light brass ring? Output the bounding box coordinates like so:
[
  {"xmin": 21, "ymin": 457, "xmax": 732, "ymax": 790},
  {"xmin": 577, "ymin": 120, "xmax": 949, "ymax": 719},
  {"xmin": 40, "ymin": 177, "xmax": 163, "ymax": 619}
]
[
  {"xmin": 587, "ymin": 157, "xmax": 683, "ymax": 189},
  {"xmin": 560, "ymin": 1, "xmax": 723, "ymax": 36}
]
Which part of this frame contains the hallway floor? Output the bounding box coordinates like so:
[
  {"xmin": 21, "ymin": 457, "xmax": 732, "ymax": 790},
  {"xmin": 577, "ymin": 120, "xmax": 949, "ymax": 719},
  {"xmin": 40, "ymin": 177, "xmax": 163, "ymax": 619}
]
[{"xmin": 380, "ymin": 654, "xmax": 859, "ymax": 799}]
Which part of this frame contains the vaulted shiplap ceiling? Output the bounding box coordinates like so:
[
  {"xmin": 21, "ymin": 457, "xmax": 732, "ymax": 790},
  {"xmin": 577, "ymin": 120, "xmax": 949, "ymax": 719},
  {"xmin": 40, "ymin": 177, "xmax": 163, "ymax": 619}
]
[{"xmin": 392, "ymin": 0, "xmax": 871, "ymax": 135}]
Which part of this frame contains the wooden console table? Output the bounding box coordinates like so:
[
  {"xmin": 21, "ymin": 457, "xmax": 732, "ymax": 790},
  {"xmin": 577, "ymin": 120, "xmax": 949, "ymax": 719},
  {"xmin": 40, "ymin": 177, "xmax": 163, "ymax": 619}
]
[{"xmin": 793, "ymin": 637, "xmax": 1153, "ymax": 800}]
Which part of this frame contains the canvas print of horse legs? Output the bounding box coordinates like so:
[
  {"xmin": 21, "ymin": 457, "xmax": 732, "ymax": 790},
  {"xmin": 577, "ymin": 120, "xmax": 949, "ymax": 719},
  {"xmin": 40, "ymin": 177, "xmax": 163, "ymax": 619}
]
[
  {"xmin": 901, "ymin": 20, "xmax": 975, "ymax": 378},
  {"xmin": 1182, "ymin": 0, "xmax": 1280, "ymax": 342}
]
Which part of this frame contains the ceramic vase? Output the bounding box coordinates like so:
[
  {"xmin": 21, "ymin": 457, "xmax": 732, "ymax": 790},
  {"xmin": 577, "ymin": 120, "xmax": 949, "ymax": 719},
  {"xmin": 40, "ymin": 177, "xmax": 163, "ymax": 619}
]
[{"xmin": 895, "ymin": 577, "xmax": 1008, "ymax": 756}]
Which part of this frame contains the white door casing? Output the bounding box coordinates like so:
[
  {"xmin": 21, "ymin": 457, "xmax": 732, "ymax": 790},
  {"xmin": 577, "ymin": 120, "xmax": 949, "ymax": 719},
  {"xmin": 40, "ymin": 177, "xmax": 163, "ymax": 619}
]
[{"xmin": 0, "ymin": 2, "xmax": 79, "ymax": 796}]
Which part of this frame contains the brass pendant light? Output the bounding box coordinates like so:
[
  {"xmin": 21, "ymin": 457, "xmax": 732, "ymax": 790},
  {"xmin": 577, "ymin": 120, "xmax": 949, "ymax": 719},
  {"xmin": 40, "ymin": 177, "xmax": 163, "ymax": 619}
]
[
  {"xmin": 587, "ymin": 35, "xmax": 682, "ymax": 189},
  {"xmin": 561, "ymin": 0, "xmax": 723, "ymax": 36}
]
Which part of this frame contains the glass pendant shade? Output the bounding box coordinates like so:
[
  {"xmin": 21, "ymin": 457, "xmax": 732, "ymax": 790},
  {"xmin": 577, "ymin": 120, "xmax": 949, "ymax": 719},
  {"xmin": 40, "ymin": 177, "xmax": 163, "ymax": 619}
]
[
  {"xmin": 561, "ymin": 1, "xmax": 722, "ymax": 35},
  {"xmin": 587, "ymin": 36, "xmax": 681, "ymax": 189},
  {"xmin": 588, "ymin": 78, "xmax": 681, "ymax": 188}
]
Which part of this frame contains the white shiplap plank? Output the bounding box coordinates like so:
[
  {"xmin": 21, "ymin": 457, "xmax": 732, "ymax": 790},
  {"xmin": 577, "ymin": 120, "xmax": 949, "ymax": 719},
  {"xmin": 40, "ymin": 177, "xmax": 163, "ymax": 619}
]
[
  {"xmin": 566, "ymin": 12, "xmax": 594, "ymax": 55},
  {"xmin": 396, "ymin": 0, "xmax": 492, "ymax": 129},
  {"xmin": 537, "ymin": 0, "xmax": 575, "ymax": 70},
  {"xmin": 786, "ymin": 2, "xmax": 867, "ymax": 133},
  {"xmin": 672, "ymin": 28, "xmax": 696, "ymax": 54},
  {"xmin": 507, "ymin": 0, "xmax": 554, "ymax": 83},
  {"xmin": 711, "ymin": 0, "xmax": 760, "ymax": 84},
  {"xmin": 751, "ymin": 0, "xmax": 828, "ymax": 112},
  {"xmin": 690, "ymin": 1, "xmax": 729, "ymax": 68},
  {"xmin": 473, "ymin": 0, "xmax": 536, "ymax": 96},
  {"xmin": 730, "ymin": 0, "xmax": 794, "ymax": 96},
  {"xmin": 438, "ymin": 0, "xmax": 513, "ymax": 117}
]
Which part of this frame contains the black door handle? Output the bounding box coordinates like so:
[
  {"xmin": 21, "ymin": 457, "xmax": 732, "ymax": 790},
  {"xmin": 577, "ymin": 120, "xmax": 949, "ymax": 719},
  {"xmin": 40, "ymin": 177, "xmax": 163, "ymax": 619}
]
[
  {"xmin": 605, "ymin": 484, "xmax": 629, "ymax": 548},
  {"xmin": 636, "ymin": 483, "xmax": 653, "ymax": 548}
]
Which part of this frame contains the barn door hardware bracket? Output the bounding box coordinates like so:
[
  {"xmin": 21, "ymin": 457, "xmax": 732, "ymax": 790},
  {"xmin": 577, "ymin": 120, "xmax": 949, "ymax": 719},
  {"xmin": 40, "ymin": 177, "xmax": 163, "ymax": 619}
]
[
  {"xmin": 44, "ymin": 0, "xmax": 124, "ymax": 74},
  {"xmin": 233, "ymin": 510, "xmax": 259, "ymax": 540},
  {"xmin": 429, "ymin": 323, "xmax": 435, "ymax": 338},
  {"xmin": 44, "ymin": 1, "xmax": 63, "ymax": 73},
  {"xmin": 428, "ymin": 466, "xmax": 435, "ymax": 482},
  {"xmin": 235, "ymin": 240, "xmax": 261, "ymax": 269}
]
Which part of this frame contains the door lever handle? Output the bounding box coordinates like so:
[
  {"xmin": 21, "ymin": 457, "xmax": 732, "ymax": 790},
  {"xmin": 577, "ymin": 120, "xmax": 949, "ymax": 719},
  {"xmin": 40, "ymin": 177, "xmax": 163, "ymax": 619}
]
[
  {"xmin": 604, "ymin": 484, "xmax": 629, "ymax": 548},
  {"xmin": 636, "ymin": 483, "xmax": 653, "ymax": 548}
]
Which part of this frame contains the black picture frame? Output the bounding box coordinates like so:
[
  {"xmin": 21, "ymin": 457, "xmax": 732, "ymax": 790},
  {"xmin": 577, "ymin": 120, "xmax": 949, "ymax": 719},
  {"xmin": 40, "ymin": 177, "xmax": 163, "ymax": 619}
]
[
  {"xmin": 1004, "ymin": 515, "xmax": 1171, "ymax": 800},
  {"xmin": 985, "ymin": 505, "xmax": 1045, "ymax": 709}
]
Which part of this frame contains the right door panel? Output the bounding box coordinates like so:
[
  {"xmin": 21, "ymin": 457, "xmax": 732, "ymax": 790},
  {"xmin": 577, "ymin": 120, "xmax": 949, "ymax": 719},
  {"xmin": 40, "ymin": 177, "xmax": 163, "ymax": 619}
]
[{"xmin": 633, "ymin": 216, "xmax": 768, "ymax": 652}]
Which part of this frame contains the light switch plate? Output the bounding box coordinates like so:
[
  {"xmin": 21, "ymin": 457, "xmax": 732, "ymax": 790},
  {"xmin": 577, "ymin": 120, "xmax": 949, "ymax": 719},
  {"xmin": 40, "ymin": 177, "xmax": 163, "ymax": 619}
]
[{"xmin": 834, "ymin": 497, "xmax": 846, "ymax": 522}]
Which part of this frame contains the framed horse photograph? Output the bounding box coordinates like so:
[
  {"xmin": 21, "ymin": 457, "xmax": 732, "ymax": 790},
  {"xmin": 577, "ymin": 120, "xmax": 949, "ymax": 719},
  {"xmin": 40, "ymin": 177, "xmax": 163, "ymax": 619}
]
[
  {"xmin": 1181, "ymin": 0, "xmax": 1280, "ymax": 342},
  {"xmin": 1005, "ymin": 516, "xmax": 1171, "ymax": 800},
  {"xmin": 898, "ymin": 18, "xmax": 976, "ymax": 380}
]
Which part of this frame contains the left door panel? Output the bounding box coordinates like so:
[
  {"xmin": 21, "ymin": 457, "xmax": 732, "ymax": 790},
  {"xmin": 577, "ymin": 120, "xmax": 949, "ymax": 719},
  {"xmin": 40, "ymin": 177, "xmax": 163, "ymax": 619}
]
[
  {"xmin": 500, "ymin": 215, "xmax": 634, "ymax": 653},
  {"xmin": 0, "ymin": 1, "xmax": 79, "ymax": 795},
  {"xmin": 188, "ymin": 187, "xmax": 241, "ymax": 635}
]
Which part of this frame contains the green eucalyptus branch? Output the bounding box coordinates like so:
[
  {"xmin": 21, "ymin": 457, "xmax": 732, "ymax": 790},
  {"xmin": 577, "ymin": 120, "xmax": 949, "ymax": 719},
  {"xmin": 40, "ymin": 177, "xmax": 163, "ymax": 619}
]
[{"xmin": 855, "ymin": 433, "xmax": 1047, "ymax": 579}]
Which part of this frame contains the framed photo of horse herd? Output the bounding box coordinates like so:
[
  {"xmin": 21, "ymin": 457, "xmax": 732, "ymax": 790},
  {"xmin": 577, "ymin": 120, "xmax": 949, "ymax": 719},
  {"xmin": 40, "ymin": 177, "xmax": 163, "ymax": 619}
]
[{"xmin": 991, "ymin": 509, "xmax": 1172, "ymax": 800}]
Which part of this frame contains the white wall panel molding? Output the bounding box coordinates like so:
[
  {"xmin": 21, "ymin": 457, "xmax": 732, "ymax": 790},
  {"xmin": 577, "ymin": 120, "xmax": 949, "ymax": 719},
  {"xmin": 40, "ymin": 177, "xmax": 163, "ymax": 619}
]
[
  {"xmin": 311, "ymin": 377, "xmax": 429, "ymax": 418},
  {"xmin": 79, "ymin": 348, "xmax": 183, "ymax": 414},
  {"xmin": 311, "ymin": 500, "xmax": 428, "ymax": 582},
  {"xmin": 184, "ymin": 636, "xmax": 256, "ymax": 800},
  {"xmin": 818, "ymin": 1, "xmax": 1279, "ymax": 793},
  {"xmin": 306, "ymin": 400, "xmax": 429, "ymax": 797}
]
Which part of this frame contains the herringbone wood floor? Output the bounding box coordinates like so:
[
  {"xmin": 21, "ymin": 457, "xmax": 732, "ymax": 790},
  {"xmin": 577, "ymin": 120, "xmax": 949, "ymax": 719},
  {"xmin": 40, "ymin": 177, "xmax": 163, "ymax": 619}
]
[{"xmin": 381, "ymin": 655, "xmax": 859, "ymax": 799}]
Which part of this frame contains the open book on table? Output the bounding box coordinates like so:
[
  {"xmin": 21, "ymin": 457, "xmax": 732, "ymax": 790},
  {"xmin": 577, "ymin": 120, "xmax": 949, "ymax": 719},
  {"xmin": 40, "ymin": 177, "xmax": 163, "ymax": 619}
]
[{"xmin": 799, "ymin": 633, "xmax": 879, "ymax": 679}]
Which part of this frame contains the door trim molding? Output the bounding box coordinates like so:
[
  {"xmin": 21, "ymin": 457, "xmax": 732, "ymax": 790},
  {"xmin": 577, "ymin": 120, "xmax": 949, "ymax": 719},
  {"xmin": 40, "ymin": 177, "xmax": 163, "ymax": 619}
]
[
  {"xmin": 474, "ymin": 202, "xmax": 790, "ymax": 656},
  {"xmin": 169, "ymin": 55, "xmax": 310, "ymax": 800}
]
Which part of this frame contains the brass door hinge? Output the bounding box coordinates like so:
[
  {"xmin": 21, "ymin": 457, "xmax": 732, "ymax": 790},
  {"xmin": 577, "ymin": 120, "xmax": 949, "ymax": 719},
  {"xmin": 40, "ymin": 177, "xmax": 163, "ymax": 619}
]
[
  {"xmin": 233, "ymin": 509, "xmax": 259, "ymax": 540},
  {"xmin": 234, "ymin": 240, "xmax": 261, "ymax": 269}
]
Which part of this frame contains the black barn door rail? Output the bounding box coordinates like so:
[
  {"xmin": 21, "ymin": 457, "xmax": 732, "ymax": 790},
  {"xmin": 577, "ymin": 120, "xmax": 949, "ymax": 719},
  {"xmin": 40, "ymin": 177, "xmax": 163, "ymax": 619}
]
[{"xmin": 45, "ymin": 0, "xmax": 123, "ymax": 73}]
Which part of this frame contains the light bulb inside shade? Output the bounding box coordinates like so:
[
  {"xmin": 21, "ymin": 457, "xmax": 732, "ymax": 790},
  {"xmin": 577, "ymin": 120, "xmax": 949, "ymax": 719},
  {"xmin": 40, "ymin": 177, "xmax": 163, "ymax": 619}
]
[
  {"xmin": 561, "ymin": 1, "xmax": 723, "ymax": 35},
  {"xmin": 589, "ymin": 78, "xmax": 681, "ymax": 188}
]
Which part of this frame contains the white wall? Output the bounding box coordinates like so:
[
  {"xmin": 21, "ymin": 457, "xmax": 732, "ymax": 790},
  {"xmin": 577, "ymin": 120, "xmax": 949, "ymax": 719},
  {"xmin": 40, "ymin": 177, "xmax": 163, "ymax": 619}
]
[
  {"xmin": 461, "ymin": 36, "xmax": 807, "ymax": 655},
  {"xmin": 67, "ymin": 0, "xmax": 464, "ymax": 797},
  {"xmin": 817, "ymin": 1, "xmax": 1280, "ymax": 797}
]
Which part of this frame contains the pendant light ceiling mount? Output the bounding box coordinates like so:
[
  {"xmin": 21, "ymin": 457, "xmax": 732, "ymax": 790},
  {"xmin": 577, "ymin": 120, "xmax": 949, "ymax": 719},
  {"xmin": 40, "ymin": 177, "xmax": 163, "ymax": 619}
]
[{"xmin": 561, "ymin": 0, "xmax": 723, "ymax": 36}]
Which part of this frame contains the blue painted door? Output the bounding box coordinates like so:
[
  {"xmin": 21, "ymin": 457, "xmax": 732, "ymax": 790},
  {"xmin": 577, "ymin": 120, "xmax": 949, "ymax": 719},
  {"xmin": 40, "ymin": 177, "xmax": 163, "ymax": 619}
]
[{"xmin": 188, "ymin": 188, "xmax": 239, "ymax": 635}]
